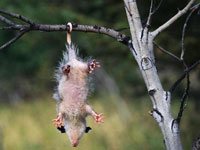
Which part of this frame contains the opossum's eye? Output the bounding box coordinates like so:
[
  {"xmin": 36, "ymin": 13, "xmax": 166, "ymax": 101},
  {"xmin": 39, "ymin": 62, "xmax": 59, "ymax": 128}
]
[{"xmin": 62, "ymin": 65, "xmax": 70, "ymax": 75}]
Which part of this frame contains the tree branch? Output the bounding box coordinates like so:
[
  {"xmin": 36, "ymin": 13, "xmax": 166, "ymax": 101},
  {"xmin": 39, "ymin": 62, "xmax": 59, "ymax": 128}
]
[
  {"xmin": 176, "ymin": 71, "xmax": 190, "ymax": 124},
  {"xmin": 170, "ymin": 3, "xmax": 200, "ymax": 93},
  {"xmin": 153, "ymin": 41, "xmax": 181, "ymax": 62},
  {"xmin": 0, "ymin": 10, "xmax": 131, "ymax": 50},
  {"xmin": 169, "ymin": 59, "xmax": 200, "ymax": 93},
  {"xmin": 152, "ymin": 0, "xmax": 196, "ymax": 38},
  {"xmin": 0, "ymin": 9, "xmax": 34, "ymax": 25},
  {"xmin": 151, "ymin": 0, "xmax": 163, "ymax": 15},
  {"xmin": 0, "ymin": 29, "xmax": 29, "ymax": 50},
  {"xmin": 0, "ymin": 15, "xmax": 15, "ymax": 26},
  {"xmin": 180, "ymin": 3, "xmax": 200, "ymax": 60},
  {"xmin": 146, "ymin": 0, "xmax": 154, "ymax": 28}
]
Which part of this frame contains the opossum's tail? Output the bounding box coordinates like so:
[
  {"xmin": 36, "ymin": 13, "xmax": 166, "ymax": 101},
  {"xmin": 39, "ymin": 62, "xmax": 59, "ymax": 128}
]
[
  {"xmin": 65, "ymin": 22, "xmax": 78, "ymax": 61},
  {"xmin": 65, "ymin": 43, "xmax": 78, "ymax": 61}
]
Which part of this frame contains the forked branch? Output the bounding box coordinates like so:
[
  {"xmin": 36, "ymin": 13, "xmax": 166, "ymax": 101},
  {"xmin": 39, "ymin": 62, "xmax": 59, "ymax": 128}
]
[
  {"xmin": 0, "ymin": 9, "xmax": 131, "ymax": 50},
  {"xmin": 152, "ymin": 0, "xmax": 196, "ymax": 38}
]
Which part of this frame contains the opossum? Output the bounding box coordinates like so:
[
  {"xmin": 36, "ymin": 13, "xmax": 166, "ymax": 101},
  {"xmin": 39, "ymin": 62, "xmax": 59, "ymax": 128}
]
[{"xmin": 52, "ymin": 43, "xmax": 103, "ymax": 147}]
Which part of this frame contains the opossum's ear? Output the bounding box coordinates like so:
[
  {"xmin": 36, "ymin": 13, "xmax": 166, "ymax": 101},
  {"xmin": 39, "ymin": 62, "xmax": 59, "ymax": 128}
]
[
  {"xmin": 57, "ymin": 126, "xmax": 66, "ymax": 133},
  {"xmin": 62, "ymin": 65, "xmax": 70, "ymax": 75},
  {"xmin": 85, "ymin": 127, "xmax": 92, "ymax": 133}
]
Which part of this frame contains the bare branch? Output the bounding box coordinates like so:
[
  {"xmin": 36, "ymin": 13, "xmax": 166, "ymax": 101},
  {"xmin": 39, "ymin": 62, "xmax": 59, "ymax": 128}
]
[
  {"xmin": 0, "ymin": 9, "xmax": 34, "ymax": 25},
  {"xmin": 0, "ymin": 15, "xmax": 15, "ymax": 26},
  {"xmin": 176, "ymin": 70, "xmax": 190, "ymax": 124},
  {"xmin": 0, "ymin": 29, "xmax": 29, "ymax": 50},
  {"xmin": 0, "ymin": 10, "xmax": 131, "ymax": 50},
  {"xmin": 152, "ymin": 0, "xmax": 163, "ymax": 15},
  {"xmin": 152, "ymin": 0, "xmax": 196, "ymax": 38},
  {"xmin": 146, "ymin": 0, "xmax": 154, "ymax": 28},
  {"xmin": 140, "ymin": 0, "xmax": 154, "ymax": 40},
  {"xmin": 180, "ymin": 3, "xmax": 200, "ymax": 60},
  {"xmin": 169, "ymin": 59, "xmax": 200, "ymax": 93},
  {"xmin": 141, "ymin": 0, "xmax": 163, "ymax": 40},
  {"xmin": 170, "ymin": 4, "xmax": 200, "ymax": 94},
  {"xmin": 153, "ymin": 41, "xmax": 181, "ymax": 62}
]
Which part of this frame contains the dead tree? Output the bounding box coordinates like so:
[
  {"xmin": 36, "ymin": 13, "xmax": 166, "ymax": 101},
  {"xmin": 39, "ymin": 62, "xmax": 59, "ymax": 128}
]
[{"xmin": 0, "ymin": 1, "xmax": 200, "ymax": 149}]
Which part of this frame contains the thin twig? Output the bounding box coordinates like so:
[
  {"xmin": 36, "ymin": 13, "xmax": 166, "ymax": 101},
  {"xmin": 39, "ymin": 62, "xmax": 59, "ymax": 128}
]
[
  {"xmin": 190, "ymin": 3, "xmax": 200, "ymax": 10},
  {"xmin": 140, "ymin": 0, "xmax": 154, "ymax": 40},
  {"xmin": 180, "ymin": 3, "xmax": 200, "ymax": 60},
  {"xmin": 169, "ymin": 59, "xmax": 200, "ymax": 93},
  {"xmin": 152, "ymin": 0, "xmax": 163, "ymax": 14},
  {"xmin": 141, "ymin": 0, "xmax": 163, "ymax": 40},
  {"xmin": 175, "ymin": 4, "xmax": 200, "ymax": 122},
  {"xmin": 0, "ymin": 15, "xmax": 15, "ymax": 26},
  {"xmin": 0, "ymin": 9, "xmax": 34, "ymax": 25},
  {"xmin": 152, "ymin": 0, "xmax": 196, "ymax": 38},
  {"xmin": 0, "ymin": 26, "xmax": 17, "ymax": 30},
  {"xmin": 146, "ymin": 0, "xmax": 154, "ymax": 28},
  {"xmin": 176, "ymin": 64, "xmax": 190, "ymax": 124},
  {"xmin": 153, "ymin": 41, "xmax": 181, "ymax": 62},
  {"xmin": 0, "ymin": 29, "xmax": 29, "ymax": 50}
]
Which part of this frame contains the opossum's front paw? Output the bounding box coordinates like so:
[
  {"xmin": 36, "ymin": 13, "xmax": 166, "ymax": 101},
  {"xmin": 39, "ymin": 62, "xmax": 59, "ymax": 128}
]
[
  {"xmin": 52, "ymin": 116, "xmax": 63, "ymax": 128},
  {"xmin": 88, "ymin": 59, "xmax": 100, "ymax": 73},
  {"xmin": 94, "ymin": 113, "xmax": 104, "ymax": 123}
]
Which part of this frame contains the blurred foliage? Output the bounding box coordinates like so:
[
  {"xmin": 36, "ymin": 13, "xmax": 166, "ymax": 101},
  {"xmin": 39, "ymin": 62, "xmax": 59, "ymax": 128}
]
[
  {"xmin": 0, "ymin": 0, "xmax": 200, "ymax": 102},
  {"xmin": 0, "ymin": 97, "xmax": 200, "ymax": 150}
]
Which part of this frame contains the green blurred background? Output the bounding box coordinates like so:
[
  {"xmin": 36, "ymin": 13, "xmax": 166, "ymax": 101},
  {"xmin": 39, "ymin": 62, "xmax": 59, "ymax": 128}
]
[{"xmin": 0, "ymin": 0, "xmax": 200, "ymax": 149}]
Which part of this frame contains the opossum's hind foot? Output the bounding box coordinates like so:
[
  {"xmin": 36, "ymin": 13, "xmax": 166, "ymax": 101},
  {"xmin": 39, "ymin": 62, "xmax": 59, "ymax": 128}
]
[
  {"xmin": 94, "ymin": 113, "xmax": 104, "ymax": 123},
  {"xmin": 88, "ymin": 59, "xmax": 100, "ymax": 74},
  {"xmin": 52, "ymin": 114, "xmax": 64, "ymax": 128}
]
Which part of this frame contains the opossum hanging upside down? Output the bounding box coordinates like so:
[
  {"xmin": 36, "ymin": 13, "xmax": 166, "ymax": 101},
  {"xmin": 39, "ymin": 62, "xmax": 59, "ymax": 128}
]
[{"xmin": 52, "ymin": 23, "xmax": 104, "ymax": 147}]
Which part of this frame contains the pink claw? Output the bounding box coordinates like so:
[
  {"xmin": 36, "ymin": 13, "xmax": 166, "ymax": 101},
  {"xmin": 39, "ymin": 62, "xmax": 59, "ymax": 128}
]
[
  {"xmin": 88, "ymin": 59, "xmax": 100, "ymax": 74},
  {"xmin": 52, "ymin": 115, "xmax": 63, "ymax": 128},
  {"xmin": 94, "ymin": 113, "xmax": 104, "ymax": 123}
]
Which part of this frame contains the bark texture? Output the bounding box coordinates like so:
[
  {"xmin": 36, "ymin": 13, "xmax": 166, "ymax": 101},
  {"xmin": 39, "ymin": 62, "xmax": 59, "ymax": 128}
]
[{"xmin": 123, "ymin": 0, "xmax": 196, "ymax": 149}]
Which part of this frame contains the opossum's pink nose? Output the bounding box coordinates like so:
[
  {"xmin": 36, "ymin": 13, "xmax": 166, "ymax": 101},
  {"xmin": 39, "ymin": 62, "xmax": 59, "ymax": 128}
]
[{"xmin": 72, "ymin": 140, "xmax": 78, "ymax": 147}]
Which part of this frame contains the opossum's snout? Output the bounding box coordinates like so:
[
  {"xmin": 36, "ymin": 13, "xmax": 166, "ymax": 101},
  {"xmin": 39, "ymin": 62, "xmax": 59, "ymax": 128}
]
[
  {"xmin": 72, "ymin": 139, "xmax": 79, "ymax": 147},
  {"xmin": 66, "ymin": 124, "xmax": 85, "ymax": 147},
  {"xmin": 67, "ymin": 130, "xmax": 81, "ymax": 147}
]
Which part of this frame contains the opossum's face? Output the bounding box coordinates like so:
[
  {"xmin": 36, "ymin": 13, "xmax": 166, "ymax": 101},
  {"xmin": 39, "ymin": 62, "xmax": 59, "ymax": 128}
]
[{"xmin": 65, "ymin": 123, "xmax": 86, "ymax": 147}]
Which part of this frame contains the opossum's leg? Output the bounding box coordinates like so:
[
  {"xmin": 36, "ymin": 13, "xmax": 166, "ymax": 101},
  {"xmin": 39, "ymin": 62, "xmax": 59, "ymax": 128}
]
[
  {"xmin": 52, "ymin": 113, "xmax": 64, "ymax": 128},
  {"xmin": 88, "ymin": 59, "xmax": 100, "ymax": 74},
  {"xmin": 62, "ymin": 65, "xmax": 70, "ymax": 75},
  {"xmin": 85, "ymin": 105, "xmax": 104, "ymax": 123}
]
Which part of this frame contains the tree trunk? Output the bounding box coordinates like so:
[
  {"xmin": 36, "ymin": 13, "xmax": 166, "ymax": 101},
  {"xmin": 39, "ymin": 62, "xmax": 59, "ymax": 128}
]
[{"xmin": 123, "ymin": 0, "xmax": 183, "ymax": 149}]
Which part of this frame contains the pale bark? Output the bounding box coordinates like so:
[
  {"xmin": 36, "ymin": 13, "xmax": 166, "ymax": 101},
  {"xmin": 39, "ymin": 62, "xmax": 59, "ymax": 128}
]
[
  {"xmin": 123, "ymin": 0, "xmax": 195, "ymax": 149},
  {"xmin": 152, "ymin": 0, "xmax": 195, "ymax": 38}
]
